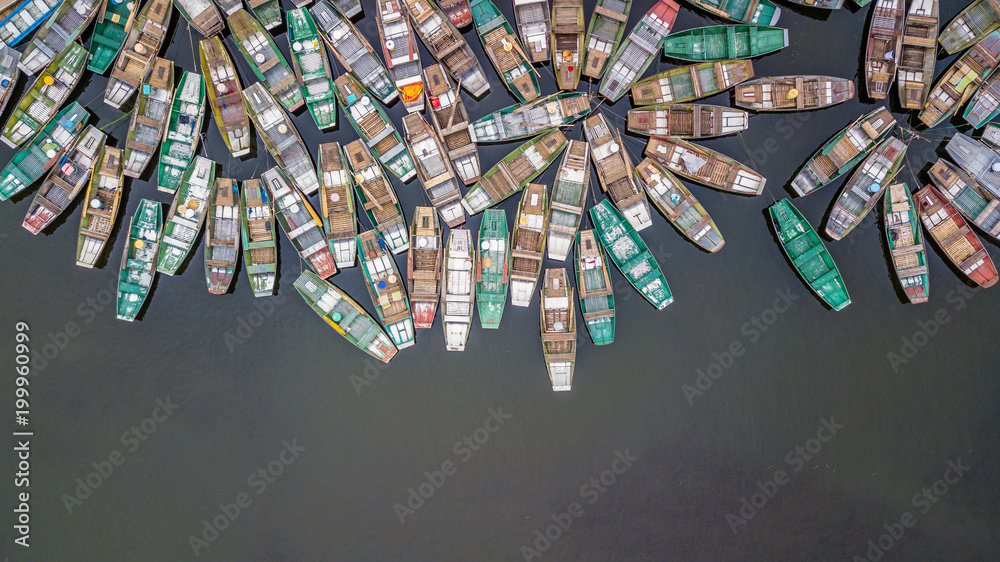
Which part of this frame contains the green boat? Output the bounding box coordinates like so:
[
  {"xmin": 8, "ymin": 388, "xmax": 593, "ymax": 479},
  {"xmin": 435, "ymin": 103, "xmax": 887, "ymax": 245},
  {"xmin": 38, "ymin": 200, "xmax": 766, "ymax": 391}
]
[
  {"xmin": 157, "ymin": 71, "xmax": 206, "ymax": 195},
  {"xmin": 240, "ymin": 179, "xmax": 278, "ymax": 297},
  {"xmin": 939, "ymin": 0, "xmax": 1000, "ymax": 54},
  {"xmin": 461, "ymin": 128, "xmax": 567, "ymax": 215},
  {"xmin": 117, "ymin": 198, "xmax": 162, "ymax": 322},
  {"xmin": 590, "ymin": 200, "xmax": 672, "ymax": 309},
  {"xmin": 686, "ymin": 0, "xmax": 781, "ymax": 26},
  {"xmin": 287, "ymin": 8, "xmax": 337, "ymax": 131},
  {"xmin": 1, "ymin": 42, "xmax": 88, "ymax": 148},
  {"xmin": 630, "ymin": 60, "xmax": 754, "ymax": 105},
  {"xmin": 662, "ymin": 25, "xmax": 788, "ymax": 62},
  {"xmin": 471, "ymin": 92, "xmax": 591, "ymax": 143},
  {"xmin": 88, "ymin": 0, "xmax": 139, "ymax": 73},
  {"xmin": 769, "ymin": 199, "xmax": 850, "ymax": 311},
  {"xmin": 247, "ymin": 0, "xmax": 281, "ymax": 30},
  {"xmin": 333, "ymin": 74, "xmax": 415, "ymax": 183},
  {"xmin": 476, "ymin": 208, "xmax": 509, "ymax": 329},
  {"xmin": 574, "ymin": 229, "xmax": 615, "ymax": 345},
  {"xmin": 470, "ymin": 0, "xmax": 540, "ymax": 103},
  {"xmin": 204, "ymin": 178, "xmax": 241, "ymax": 295},
  {"xmin": 0, "ymin": 101, "xmax": 89, "ymax": 201},
  {"xmin": 581, "ymin": 0, "xmax": 631, "ymax": 81},
  {"xmin": 228, "ymin": 9, "xmax": 303, "ymax": 113},
  {"xmin": 293, "ymin": 270, "xmax": 399, "ymax": 363},
  {"xmin": 157, "ymin": 156, "xmax": 215, "ymax": 275}
]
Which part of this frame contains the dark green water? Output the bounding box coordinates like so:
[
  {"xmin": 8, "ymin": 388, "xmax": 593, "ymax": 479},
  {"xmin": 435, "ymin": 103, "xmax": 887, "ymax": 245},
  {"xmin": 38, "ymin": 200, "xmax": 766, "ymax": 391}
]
[{"xmin": 1, "ymin": 0, "xmax": 999, "ymax": 560}]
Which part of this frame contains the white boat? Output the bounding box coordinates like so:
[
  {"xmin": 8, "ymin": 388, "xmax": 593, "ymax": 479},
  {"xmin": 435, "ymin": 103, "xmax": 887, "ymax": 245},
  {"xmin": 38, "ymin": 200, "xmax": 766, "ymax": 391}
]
[
  {"xmin": 540, "ymin": 267, "xmax": 575, "ymax": 391},
  {"xmin": 442, "ymin": 228, "xmax": 475, "ymax": 351}
]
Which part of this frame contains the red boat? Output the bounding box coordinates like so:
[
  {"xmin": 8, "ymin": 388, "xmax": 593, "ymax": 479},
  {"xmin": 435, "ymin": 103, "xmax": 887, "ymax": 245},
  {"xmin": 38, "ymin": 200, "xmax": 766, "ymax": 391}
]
[
  {"xmin": 439, "ymin": 0, "xmax": 472, "ymax": 27},
  {"xmin": 915, "ymin": 184, "xmax": 998, "ymax": 288},
  {"xmin": 407, "ymin": 207, "xmax": 443, "ymax": 329}
]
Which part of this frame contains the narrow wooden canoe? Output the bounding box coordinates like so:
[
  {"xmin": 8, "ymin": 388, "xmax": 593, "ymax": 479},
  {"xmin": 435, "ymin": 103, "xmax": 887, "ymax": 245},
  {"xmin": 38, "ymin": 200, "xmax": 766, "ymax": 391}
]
[
  {"xmin": 825, "ymin": 134, "xmax": 907, "ymax": 240},
  {"xmin": 635, "ymin": 157, "xmax": 724, "ymax": 252},
  {"xmin": 883, "ymin": 182, "xmax": 929, "ymax": 303},
  {"xmin": 477, "ymin": 209, "xmax": 509, "ymax": 329},
  {"xmin": 915, "ymin": 184, "xmax": 998, "ymax": 288},
  {"xmin": 631, "ymin": 60, "xmax": 754, "ymax": 106},
  {"xmin": 645, "ymin": 136, "xmax": 765, "ymax": 195},
  {"xmin": 407, "ymin": 207, "xmax": 443, "ymax": 329},
  {"xmin": 897, "ymin": 0, "xmax": 938, "ymax": 110},
  {"xmin": 864, "ymin": 0, "xmax": 905, "ymax": 100},
  {"xmin": 734, "ymin": 75, "xmax": 854, "ymax": 111},
  {"xmin": 574, "ymin": 230, "xmax": 615, "ymax": 345},
  {"xmin": 540, "ymin": 268, "xmax": 576, "ymax": 391}
]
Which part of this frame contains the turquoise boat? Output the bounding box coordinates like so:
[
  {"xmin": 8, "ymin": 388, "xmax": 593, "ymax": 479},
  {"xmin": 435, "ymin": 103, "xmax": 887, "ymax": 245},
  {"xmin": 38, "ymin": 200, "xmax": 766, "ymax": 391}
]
[
  {"xmin": 769, "ymin": 199, "xmax": 850, "ymax": 311},
  {"xmin": 88, "ymin": 0, "xmax": 139, "ymax": 73},
  {"xmin": 0, "ymin": 101, "xmax": 89, "ymax": 201},
  {"xmin": 476, "ymin": 208, "xmax": 509, "ymax": 329},
  {"xmin": 288, "ymin": 8, "xmax": 337, "ymax": 131},
  {"xmin": 117, "ymin": 199, "xmax": 162, "ymax": 321},
  {"xmin": 661, "ymin": 25, "xmax": 788, "ymax": 62},
  {"xmin": 575, "ymin": 230, "xmax": 615, "ymax": 345},
  {"xmin": 293, "ymin": 271, "xmax": 399, "ymax": 364},
  {"xmin": 589, "ymin": 200, "xmax": 672, "ymax": 310}
]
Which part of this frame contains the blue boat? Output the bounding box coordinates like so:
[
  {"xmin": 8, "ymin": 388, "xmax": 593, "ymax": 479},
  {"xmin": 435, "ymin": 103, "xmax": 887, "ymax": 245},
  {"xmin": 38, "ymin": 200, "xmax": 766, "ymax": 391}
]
[{"xmin": 0, "ymin": 0, "xmax": 63, "ymax": 46}]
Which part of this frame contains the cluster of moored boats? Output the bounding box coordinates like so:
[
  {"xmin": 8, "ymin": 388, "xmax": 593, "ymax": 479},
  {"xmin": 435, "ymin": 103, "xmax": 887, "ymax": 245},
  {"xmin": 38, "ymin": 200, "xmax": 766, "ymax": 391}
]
[{"xmin": 0, "ymin": 0, "xmax": 998, "ymax": 391}]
